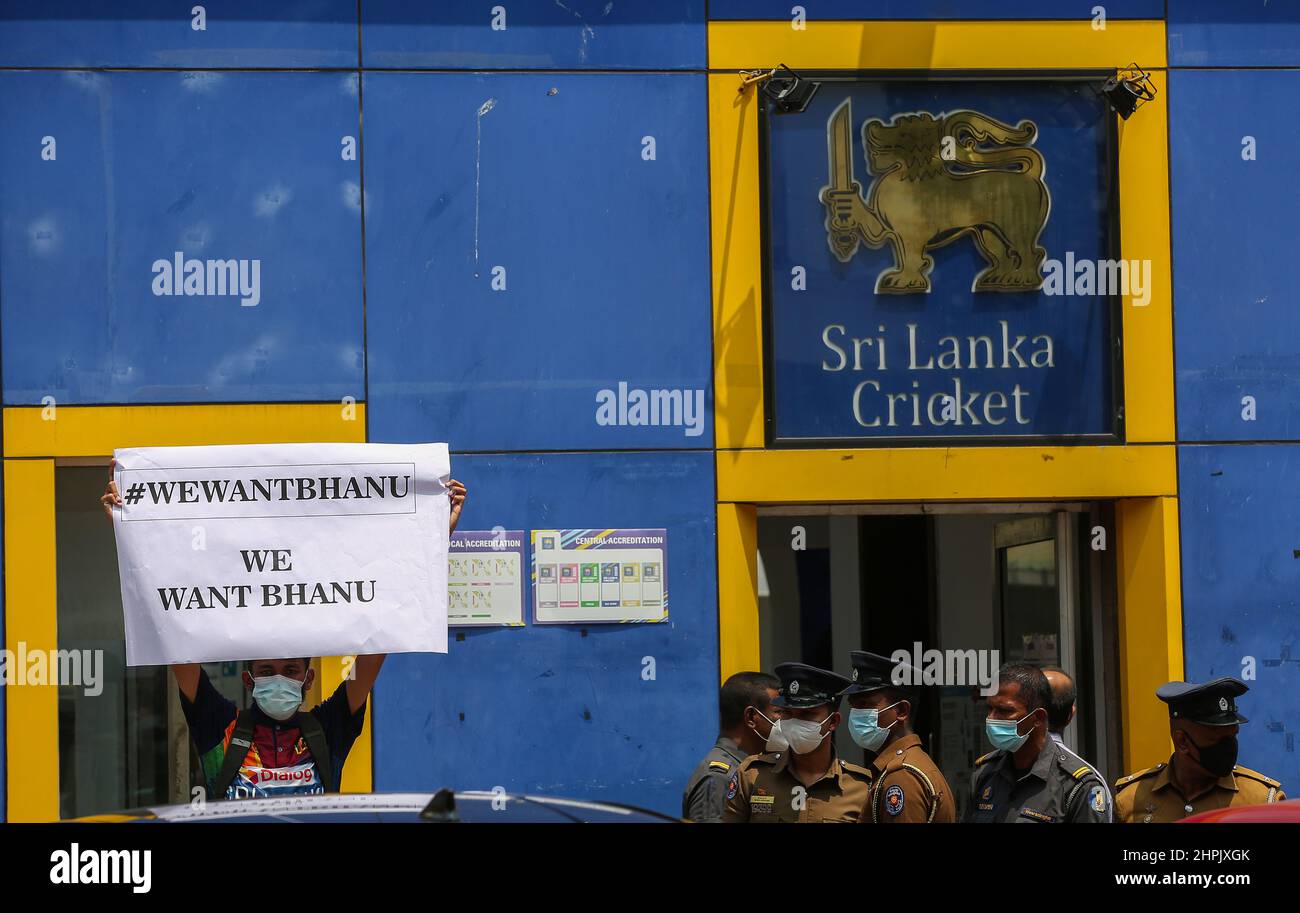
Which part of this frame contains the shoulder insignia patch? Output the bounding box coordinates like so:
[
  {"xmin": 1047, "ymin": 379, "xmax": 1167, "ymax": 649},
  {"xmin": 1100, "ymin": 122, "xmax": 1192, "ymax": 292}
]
[
  {"xmin": 726, "ymin": 774, "xmax": 738, "ymax": 800},
  {"xmin": 1115, "ymin": 763, "xmax": 1164, "ymax": 789},
  {"xmin": 1232, "ymin": 766, "xmax": 1282, "ymax": 789},
  {"xmin": 1089, "ymin": 784, "xmax": 1108, "ymax": 814},
  {"xmin": 884, "ymin": 784, "xmax": 905, "ymax": 816}
]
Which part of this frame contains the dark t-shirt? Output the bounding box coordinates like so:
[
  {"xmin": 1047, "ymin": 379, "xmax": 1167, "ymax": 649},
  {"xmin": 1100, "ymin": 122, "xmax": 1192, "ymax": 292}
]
[{"xmin": 180, "ymin": 668, "xmax": 366, "ymax": 799}]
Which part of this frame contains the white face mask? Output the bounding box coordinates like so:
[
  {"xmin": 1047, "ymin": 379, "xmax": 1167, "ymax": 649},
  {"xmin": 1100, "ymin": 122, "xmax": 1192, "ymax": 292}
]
[
  {"xmin": 755, "ymin": 710, "xmax": 789, "ymax": 753},
  {"xmin": 780, "ymin": 714, "xmax": 833, "ymax": 755},
  {"xmin": 252, "ymin": 673, "xmax": 306, "ymax": 721}
]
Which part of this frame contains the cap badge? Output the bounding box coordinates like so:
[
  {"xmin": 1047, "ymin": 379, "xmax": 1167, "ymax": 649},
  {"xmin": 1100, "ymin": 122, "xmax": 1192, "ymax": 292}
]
[
  {"xmin": 851, "ymin": 669, "xmax": 859, "ymax": 681},
  {"xmin": 1219, "ymin": 697, "xmax": 1229, "ymax": 711},
  {"xmin": 789, "ymin": 681, "xmax": 800, "ymax": 695}
]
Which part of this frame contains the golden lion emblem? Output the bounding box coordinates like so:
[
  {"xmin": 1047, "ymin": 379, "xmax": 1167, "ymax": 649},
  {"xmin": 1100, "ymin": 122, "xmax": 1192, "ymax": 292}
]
[{"xmin": 820, "ymin": 100, "xmax": 1050, "ymax": 294}]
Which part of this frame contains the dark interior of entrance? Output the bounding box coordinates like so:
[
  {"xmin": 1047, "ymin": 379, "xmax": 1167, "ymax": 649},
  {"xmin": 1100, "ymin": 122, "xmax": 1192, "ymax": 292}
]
[{"xmin": 756, "ymin": 504, "xmax": 1121, "ymax": 818}]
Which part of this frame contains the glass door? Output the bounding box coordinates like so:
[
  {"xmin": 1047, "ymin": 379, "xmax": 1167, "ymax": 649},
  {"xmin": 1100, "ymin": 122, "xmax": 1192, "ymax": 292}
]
[{"xmin": 993, "ymin": 512, "xmax": 1081, "ymax": 748}]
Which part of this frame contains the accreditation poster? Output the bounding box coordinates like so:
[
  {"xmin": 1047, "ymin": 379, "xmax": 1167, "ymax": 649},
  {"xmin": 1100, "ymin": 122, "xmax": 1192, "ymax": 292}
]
[
  {"xmin": 531, "ymin": 529, "xmax": 667, "ymax": 624},
  {"xmin": 112, "ymin": 442, "xmax": 450, "ymax": 665},
  {"xmin": 448, "ymin": 529, "xmax": 525, "ymax": 627}
]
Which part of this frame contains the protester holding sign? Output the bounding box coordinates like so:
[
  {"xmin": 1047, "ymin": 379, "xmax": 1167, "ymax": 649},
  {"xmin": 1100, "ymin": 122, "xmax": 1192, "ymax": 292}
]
[{"xmin": 102, "ymin": 457, "xmax": 467, "ymax": 799}]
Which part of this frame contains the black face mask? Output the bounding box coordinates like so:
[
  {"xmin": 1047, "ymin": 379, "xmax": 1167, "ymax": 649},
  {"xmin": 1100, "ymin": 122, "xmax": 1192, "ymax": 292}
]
[{"xmin": 1186, "ymin": 733, "xmax": 1238, "ymax": 778}]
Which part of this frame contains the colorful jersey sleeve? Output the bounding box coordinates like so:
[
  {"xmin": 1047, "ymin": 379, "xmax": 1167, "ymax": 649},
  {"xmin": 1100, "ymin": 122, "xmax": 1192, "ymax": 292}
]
[{"xmin": 178, "ymin": 667, "xmax": 239, "ymax": 794}]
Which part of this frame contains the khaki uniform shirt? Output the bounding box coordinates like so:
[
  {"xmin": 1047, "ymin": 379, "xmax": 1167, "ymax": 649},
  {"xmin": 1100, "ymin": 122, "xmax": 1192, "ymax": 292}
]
[
  {"xmin": 860, "ymin": 732, "xmax": 956, "ymax": 823},
  {"xmin": 1114, "ymin": 758, "xmax": 1286, "ymax": 823},
  {"xmin": 723, "ymin": 748, "xmax": 872, "ymax": 823}
]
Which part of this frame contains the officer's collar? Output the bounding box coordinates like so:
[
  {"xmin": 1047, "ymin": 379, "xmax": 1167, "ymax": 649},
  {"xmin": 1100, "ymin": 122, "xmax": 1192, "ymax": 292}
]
[
  {"xmin": 1019, "ymin": 731, "xmax": 1058, "ymax": 782},
  {"xmin": 773, "ymin": 745, "xmax": 844, "ymax": 785},
  {"xmin": 870, "ymin": 732, "xmax": 922, "ymax": 773},
  {"xmin": 1156, "ymin": 755, "xmax": 1239, "ymax": 797},
  {"xmin": 715, "ymin": 735, "xmax": 746, "ymax": 762}
]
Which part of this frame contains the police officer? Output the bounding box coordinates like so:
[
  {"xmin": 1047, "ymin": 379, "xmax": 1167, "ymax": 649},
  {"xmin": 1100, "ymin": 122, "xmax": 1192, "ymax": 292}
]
[
  {"xmin": 1114, "ymin": 677, "xmax": 1286, "ymax": 823},
  {"xmin": 1042, "ymin": 665, "xmax": 1112, "ymax": 820},
  {"xmin": 682, "ymin": 671, "xmax": 782, "ymax": 822},
  {"xmin": 842, "ymin": 651, "xmax": 955, "ymax": 823},
  {"xmin": 964, "ymin": 663, "xmax": 1108, "ymax": 823},
  {"xmin": 723, "ymin": 662, "xmax": 872, "ymax": 823}
]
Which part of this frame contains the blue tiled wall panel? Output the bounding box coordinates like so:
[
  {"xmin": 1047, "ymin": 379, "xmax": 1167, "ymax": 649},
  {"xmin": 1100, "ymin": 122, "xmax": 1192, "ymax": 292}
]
[
  {"xmin": 361, "ymin": 0, "xmax": 705, "ymax": 70},
  {"xmin": 0, "ymin": 0, "xmax": 358, "ymax": 69},
  {"xmin": 369, "ymin": 450, "xmax": 718, "ymax": 817},
  {"xmin": 1178, "ymin": 444, "xmax": 1300, "ymax": 790},
  {"xmin": 709, "ymin": 1, "xmax": 1163, "ymax": 20},
  {"xmin": 0, "ymin": 71, "xmax": 364, "ymax": 405},
  {"xmin": 1170, "ymin": 1, "xmax": 1300, "ymax": 67},
  {"xmin": 1171, "ymin": 69, "xmax": 1300, "ymax": 442},
  {"xmin": 363, "ymin": 72, "xmax": 712, "ymax": 451}
]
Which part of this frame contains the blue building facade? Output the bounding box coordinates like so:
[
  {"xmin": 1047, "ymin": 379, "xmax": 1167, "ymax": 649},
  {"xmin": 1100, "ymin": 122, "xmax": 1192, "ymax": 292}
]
[{"xmin": 1, "ymin": 1, "xmax": 1296, "ymax": 820}]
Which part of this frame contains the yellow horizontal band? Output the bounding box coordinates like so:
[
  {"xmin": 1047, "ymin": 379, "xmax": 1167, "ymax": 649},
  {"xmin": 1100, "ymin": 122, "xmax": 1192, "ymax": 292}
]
[
  {"xmin": 717, "ymin": 444, "xmax": 1175, "ymax": 503},
  {"xmin": 709, "ymin": 20, "xmax": 1167, "ymax": 71},
  {"xmin": 3, "ymin": 403, "xmax": 367, "ymax": 458}
]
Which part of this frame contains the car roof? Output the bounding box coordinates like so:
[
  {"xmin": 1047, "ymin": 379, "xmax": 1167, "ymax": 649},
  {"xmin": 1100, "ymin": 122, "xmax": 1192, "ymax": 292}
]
[
  {"xmin": 1181, "ymin": 797, "xmax": 1300, "ymax": 824},
  {"xmin": 85, "ymin": 791, "xmax": 680, "ymax": 824}
]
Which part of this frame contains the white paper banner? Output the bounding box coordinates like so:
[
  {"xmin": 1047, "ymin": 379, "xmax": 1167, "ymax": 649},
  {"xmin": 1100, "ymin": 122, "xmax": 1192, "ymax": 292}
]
[{"xmin": 113, "ymin": 442, "xmax": 450, "ymax": 665}]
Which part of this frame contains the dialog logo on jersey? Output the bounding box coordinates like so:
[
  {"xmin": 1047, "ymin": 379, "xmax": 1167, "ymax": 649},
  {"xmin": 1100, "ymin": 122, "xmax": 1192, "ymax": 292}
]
[{"xmin": 230, "ymin": 761, "xmax": 320, "ymax": 798}]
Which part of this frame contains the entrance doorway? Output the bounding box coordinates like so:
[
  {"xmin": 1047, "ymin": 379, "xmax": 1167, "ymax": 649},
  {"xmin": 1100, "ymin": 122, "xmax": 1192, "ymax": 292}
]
[{"xmin": 755, "ymin": 502, "xmax": 1121, "ymax": 818}]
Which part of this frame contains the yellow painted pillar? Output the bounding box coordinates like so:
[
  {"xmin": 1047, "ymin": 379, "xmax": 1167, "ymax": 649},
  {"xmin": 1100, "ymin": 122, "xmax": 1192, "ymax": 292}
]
[
  {"xmin": 708, "ymin": 73, "xmax": 766, "ymax": 451},
  {"xmin": 317, "ymin": 655, "xmax": 373, "ymax": 793},
  {"xmin": 716, "ymin": 503, "xmax": 759, "ymax": 683},
  {"xmin": 4, "ymin": 459, "xmax": 61, "ymax": 821},
  {"xmin": 1115, "ymin": 496, "xmax": 1184, "ymax": 773}
]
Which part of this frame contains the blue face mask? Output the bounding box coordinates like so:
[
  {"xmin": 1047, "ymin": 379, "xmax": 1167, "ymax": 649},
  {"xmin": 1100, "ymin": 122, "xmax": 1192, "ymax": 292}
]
[
  {"xmin": 985, "ymin": 711, "xmax": 1037, "ymax": 752},
  {"xmin": 252, "ymin": 674, "xmax": 306, "ymax": 721},
  {"xmin": 848, "ymin": 701, "xmax": 902, "ymax": 752}
]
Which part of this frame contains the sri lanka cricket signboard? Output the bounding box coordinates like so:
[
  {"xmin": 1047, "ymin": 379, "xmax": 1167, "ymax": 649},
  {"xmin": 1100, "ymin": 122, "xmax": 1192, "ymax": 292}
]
[{"xmin": 762, "ymin": 78, "xmax": 1124, "ymax": 444}]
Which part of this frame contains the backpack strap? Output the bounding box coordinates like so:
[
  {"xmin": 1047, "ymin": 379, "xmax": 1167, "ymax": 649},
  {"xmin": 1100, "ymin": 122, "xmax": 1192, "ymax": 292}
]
[
  {"xmin": 210, "ymin": 710, "xmax": 259, "ymax": 800},
  {"xmin": 297, "ymin": 712, "xmax": 335, "ymax": 794}
]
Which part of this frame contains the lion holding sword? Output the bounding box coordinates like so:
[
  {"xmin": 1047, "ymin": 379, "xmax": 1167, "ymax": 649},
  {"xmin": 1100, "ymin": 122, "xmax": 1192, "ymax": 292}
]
[{"xmin": 820, "ymin": 99, "xmax": 1051, "ymax": 294}]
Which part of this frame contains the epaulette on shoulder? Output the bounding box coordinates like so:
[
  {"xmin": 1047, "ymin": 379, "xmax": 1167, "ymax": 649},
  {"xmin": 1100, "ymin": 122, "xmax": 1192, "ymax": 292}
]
[
  {"xmin": 839, "ymin": 759, "xmax": 872, "ymax": 777},
  {"xmin": 1114, "ymin": 763, "xmax": 1165, "ymax": 790},
  {"xmin": 1059, "ymin": 756, "xmax": 1100, "ymax": 781},
  {"xmin": 974, "ymin": 751, "xmax": 999, "ymax": 766},
  {"xmin": 707, "ymin": 759, "xmax": 733, "ymax": 774},
  {"xmin": 1233, "ymin": 766, "xmax": 1282, "ymax": 789}
]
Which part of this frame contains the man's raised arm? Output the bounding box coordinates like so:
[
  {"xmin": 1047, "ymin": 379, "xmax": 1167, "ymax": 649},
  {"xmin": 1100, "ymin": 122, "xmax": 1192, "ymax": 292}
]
[{"xmin": 172, "ymin": 664, "xmax": 201, "ymax": 703}]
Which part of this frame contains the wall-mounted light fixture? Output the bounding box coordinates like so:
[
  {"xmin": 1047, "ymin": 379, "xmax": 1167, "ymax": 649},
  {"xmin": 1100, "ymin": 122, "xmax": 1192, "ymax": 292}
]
[
  {"xmin": 738, "ymin": 64, "xmax": 820, "ymax": 115},
  {"xmin": 1101, "ymin": 64, "xmax": 1157, "ymax": 120}
]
